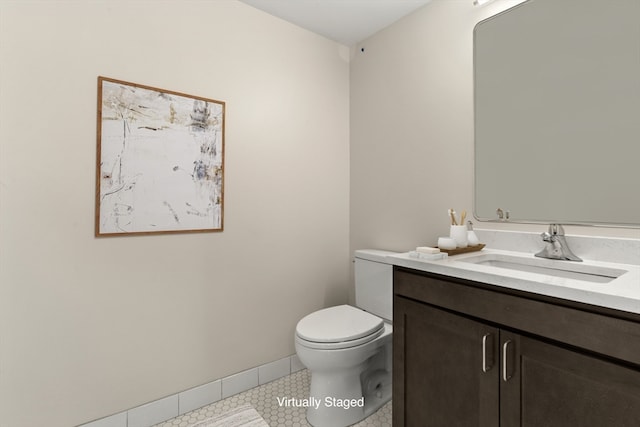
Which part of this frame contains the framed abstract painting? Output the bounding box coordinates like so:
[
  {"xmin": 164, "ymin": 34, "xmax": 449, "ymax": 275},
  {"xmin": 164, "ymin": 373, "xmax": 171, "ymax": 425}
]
[{"xmin": 95, "ymin": 77, "xmax": 225, "ymax": 236}]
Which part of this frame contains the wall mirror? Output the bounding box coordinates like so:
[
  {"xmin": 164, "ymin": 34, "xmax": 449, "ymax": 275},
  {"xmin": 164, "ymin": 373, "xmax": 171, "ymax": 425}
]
[{"xmin": 474, "ymin": 0, "xmax": 640, "ymax": 227}]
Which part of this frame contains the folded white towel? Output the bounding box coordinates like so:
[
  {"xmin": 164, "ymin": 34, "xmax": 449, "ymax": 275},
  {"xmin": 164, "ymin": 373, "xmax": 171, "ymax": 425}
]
[
  {"xmin": 416, "ymin": 246, "xmax": 440, "ymax": 254},
  {"xmin": 408, "ymin": 251, "xmax": 448, "ymax": 261}
]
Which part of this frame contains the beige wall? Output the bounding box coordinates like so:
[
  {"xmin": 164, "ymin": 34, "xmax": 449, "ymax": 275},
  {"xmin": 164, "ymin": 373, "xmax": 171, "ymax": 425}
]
[
  {"xmin": 0, "ymin": 1, "xmax": 350, "ymax": 426},
  {"xmin": 349, "ymin": 0, "xmax": 637, "ymax": 260}
]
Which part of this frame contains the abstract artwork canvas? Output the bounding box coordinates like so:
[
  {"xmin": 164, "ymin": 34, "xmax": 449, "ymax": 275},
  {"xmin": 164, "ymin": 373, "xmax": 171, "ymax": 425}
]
[{"xmin": 96, "ymin": 77, "xmax": 225, "ymax": 236}]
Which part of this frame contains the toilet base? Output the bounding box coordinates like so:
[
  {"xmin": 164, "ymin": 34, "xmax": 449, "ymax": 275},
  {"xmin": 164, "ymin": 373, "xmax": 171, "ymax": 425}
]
[
  {"xmin": 305, "ymin": 367, "xmax": 392, "ymax": 427},
  {"xmin": 296, "ymin": 319, "xmax": 393, "ymax": 427}
]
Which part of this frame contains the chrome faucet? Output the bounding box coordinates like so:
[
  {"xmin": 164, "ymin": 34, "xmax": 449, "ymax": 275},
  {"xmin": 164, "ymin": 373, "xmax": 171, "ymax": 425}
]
[{"xmin": 535, "ymin": 224, "xmax": 582, "ymax": 262}]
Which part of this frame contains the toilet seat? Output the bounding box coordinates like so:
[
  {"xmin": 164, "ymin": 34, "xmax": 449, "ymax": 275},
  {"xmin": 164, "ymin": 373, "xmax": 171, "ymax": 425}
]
[{"xmin": 295, "ymin": 305, "xmax": 384, "ymax": 350}]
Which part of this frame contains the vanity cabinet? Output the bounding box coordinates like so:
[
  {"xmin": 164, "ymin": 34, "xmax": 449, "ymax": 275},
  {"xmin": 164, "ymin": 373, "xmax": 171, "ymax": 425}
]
[{"xmin": 393, "ymin": 267, "xmax": 640, "ymax": 427}]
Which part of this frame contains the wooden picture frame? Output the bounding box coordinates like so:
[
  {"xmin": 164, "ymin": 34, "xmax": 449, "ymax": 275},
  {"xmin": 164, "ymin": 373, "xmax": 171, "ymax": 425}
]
[{"xmin": 95, "ymin": 77, "xmax": 225, "ymax": 236}]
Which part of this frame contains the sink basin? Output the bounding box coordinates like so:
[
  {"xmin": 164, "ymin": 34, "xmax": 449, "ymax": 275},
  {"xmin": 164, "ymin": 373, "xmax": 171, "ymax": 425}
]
[{"xmin": 459, "ymin": 254, "xmax": 627, "ymax": 283}]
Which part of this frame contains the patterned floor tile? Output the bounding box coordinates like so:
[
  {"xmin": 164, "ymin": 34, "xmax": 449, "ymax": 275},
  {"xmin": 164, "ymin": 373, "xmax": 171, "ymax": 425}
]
[{"xmin": 155, "ymin": 369, "xmax": 391, "ymax": 427}]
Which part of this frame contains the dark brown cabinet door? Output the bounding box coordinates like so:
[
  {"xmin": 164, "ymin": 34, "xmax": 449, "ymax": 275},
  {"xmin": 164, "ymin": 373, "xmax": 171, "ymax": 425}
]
[
  {"xmin": 393, "ymin": 296, "xmax": 500, "ymax": 427},
  {"xmin": 500, "ymin": 331, "xmax": 640, "ymax": 427}
]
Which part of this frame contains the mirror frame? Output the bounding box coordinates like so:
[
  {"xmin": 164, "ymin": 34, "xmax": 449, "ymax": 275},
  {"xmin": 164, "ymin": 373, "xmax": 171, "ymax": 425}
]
[{"xmin": 472, "ymin": 0, "xmax": 640, "ymax": 228}]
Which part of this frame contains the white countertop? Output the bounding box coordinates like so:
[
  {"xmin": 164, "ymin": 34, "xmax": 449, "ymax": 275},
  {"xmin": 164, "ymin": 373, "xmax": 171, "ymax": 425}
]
[{"xmin": 388, "ymin": 248, "xmax": 640, "ymax": 315}]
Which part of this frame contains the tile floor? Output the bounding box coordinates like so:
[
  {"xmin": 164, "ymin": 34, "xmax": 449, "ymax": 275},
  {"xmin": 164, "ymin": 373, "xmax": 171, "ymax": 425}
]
[{"xmin": 154, "ymin": 369, "xmax": 392, "ymax": 427}]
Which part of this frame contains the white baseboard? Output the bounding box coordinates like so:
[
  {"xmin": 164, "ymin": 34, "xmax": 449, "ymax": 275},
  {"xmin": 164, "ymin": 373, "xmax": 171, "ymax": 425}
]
[{"xmin": 80, "ymin": 354, "xmax": 304, "ymax": 427}]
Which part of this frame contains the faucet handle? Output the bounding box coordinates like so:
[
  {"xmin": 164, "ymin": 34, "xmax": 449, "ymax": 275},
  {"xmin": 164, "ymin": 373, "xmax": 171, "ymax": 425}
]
[{"xmin": 541, "ymin": 231, "xmax": 554, "ymax": 242}]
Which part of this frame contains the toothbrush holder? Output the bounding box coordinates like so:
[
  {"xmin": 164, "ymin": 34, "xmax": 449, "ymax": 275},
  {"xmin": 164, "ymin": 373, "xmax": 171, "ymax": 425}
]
[{"xmin": 450, "ymin": 225, "xmax": 468, "ymax": 248}]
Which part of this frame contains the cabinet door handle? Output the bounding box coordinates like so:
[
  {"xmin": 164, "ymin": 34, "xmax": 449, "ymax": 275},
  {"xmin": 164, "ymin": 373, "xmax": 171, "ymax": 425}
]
[
  {"xmin": 502, "ymin": 339, "xmax": 512, "ymax": 382},
  {"xmin": 482, "ymin": 333, "xmax": 493, "ymax": 372}
]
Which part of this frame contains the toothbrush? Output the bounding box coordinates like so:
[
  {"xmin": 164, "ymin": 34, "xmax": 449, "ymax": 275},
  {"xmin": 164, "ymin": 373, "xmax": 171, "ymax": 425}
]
[
  {"xmin": 449, "ymin": 209, "xmax": 457, "ymax": 225},
  {"xmin": 460, "ymin": 210, "xmax": 466, "ymax": 225}
]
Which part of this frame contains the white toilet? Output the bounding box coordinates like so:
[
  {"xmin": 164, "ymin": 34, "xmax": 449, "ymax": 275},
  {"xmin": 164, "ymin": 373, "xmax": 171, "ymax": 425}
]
[{"xmin": 295, "ymin": 249, "xmax": 394, "ymax": 427}]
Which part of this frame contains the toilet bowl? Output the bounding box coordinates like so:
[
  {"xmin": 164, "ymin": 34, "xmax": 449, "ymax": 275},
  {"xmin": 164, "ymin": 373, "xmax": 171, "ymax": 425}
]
[{"xmin": 294, "ymin": 250, "xmax": 395, "ymax": 427}]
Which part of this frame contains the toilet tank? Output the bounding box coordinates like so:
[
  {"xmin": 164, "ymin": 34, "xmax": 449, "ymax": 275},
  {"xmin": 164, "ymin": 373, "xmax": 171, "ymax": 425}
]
[{"xmin": 354, "ymin": 249, "xmax": 396, "ymax": 322}]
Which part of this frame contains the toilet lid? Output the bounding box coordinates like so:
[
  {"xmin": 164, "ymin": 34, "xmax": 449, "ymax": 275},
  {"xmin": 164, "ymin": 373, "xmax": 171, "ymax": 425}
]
[{"xmin": 295, "ymin": 305, "xmax": 384, "ymax": 343}]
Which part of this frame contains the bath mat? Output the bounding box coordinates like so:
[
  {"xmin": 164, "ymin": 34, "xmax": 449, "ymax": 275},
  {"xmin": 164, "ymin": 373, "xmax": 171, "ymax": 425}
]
[{"xmin": 192, "ymin": 404, "xmax": 269, "ymax": 427}]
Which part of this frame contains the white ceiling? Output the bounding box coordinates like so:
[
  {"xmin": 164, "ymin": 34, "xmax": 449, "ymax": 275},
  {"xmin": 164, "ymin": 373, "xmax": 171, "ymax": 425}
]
[{"xmin": 238, "ymin": 0, "xmax": 433, "ymax": 46}]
